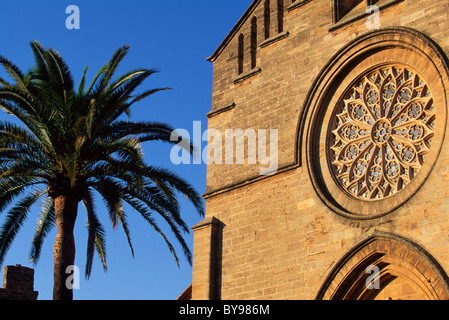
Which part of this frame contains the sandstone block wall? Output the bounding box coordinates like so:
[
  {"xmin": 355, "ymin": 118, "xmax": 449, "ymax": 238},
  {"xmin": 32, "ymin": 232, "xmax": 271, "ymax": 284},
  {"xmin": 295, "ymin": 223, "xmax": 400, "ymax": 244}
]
[{"xmin": 192, "ymin": 0, "xmax": 449, "ymax": 300}]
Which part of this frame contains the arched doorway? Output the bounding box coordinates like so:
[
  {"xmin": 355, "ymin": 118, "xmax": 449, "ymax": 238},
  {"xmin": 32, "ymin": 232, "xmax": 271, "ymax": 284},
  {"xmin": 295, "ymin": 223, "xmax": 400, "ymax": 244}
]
[{"xmin": 316, "ymin": 232, "xmax": 449, "ymax": 300}]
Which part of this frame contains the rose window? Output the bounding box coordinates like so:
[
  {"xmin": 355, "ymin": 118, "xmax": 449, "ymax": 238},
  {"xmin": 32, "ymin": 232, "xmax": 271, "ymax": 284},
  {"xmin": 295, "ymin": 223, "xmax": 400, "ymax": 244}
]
[{"xmin": 329, "ymin": 65, "xmax": 435, "ymax": 200}]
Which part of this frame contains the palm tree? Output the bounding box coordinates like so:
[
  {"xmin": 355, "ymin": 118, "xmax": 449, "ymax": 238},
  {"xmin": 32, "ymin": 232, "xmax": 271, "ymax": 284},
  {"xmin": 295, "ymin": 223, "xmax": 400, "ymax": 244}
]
[{"xmin": 0, "ymin": 41, "xmax": 204, "ymax": 300}]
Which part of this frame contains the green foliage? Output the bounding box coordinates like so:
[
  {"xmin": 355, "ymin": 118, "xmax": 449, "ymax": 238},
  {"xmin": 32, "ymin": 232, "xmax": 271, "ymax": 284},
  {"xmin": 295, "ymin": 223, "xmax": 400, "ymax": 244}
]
[{"xmin": 0, "ymin": 41, "xmax": 204, "ymax": 278}]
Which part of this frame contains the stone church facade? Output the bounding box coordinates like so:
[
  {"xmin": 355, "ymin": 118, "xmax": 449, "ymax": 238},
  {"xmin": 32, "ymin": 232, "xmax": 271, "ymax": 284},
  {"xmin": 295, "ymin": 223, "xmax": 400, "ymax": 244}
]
[{"xmin": 190, "ymin": 0, "xmax": 449, "ymax": 300}]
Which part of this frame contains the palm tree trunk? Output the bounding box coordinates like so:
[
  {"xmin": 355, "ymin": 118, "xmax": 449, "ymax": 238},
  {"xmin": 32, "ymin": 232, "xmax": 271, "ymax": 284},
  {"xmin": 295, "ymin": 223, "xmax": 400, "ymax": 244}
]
[{"xmin": 53, "ymin": 194, "xmax": 78, "ymax": 300}]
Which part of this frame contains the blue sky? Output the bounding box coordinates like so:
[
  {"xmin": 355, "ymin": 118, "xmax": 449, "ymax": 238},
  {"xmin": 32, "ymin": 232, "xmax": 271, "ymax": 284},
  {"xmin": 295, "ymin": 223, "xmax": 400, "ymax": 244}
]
[{"xmin": 0, "ymin": 0, "xmax": 252, "ymax": 300}]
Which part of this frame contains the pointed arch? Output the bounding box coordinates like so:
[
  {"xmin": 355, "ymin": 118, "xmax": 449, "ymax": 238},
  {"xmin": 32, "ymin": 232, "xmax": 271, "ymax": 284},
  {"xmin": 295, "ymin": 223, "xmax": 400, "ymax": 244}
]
[{"xmin": 316, "ymin": 232, "xmax": 449, "ymax": 300}]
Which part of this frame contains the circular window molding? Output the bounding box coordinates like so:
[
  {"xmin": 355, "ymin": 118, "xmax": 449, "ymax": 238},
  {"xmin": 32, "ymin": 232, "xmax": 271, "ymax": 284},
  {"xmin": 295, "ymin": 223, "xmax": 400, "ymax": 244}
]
[
  {"xmin": 329, "ymin": 64, "xmax": 435, "ymax": 201},
  {"xmin": 303, "ymin": 28, "xmax": 449, "ymax": 219}
]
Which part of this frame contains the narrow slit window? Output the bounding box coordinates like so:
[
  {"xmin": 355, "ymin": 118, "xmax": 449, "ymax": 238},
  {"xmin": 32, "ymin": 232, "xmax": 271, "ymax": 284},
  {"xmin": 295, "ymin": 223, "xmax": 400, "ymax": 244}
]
[
  {"xmin": 334, "ymin": 0, "xmax": 364, "ymax": 22},
  {"xmin": 238, "ymin": 33, "xmax": 244, "ymax": 75},
  {"xmin": 251, "ymin": 17, "xmax": 257, "ymax": 69},
  {"xmin": 264, "ymin": 0, "xmax": 270, "ymax": 40},
  {"xmin": 277, "ymin": 0, "xmax": 284, "ymax": 33}
]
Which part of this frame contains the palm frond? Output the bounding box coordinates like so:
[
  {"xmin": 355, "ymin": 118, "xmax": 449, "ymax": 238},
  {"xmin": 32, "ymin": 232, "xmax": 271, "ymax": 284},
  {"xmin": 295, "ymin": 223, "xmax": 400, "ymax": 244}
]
[
  {"xmin": 93, "ymin": 178, "xmax": 124, "ymax": 229},
  {"xmin": 137, "ymin": 165, "xmax": 205, "ymax": 217},
  {"xmin": 122, "ymin": 195, "xmax": 181, "ymax": 267},
  {"xmin": 87, "ymin": 45, "xmax": 130, "ymax": 96},
  {"xmin": 83, "ymin": 188, "xmax": 107, "ymax": 279},
  {"xmin": 91, "ymin": 178, "xmax": 134, "ymax": 256},
  {"xmin": 30, "ymin": 195, "xmax": 55, "ymax": 265},
  {"xmin": 0, "ymin": 176, "xmax": 42, "ymax": 213},
  {"xmin": 98, "ymin": 120, "xmax": 176, "ymax": 143},
  {"xmin": 0, "ymin": 100, "xmax": 56, "ymax": 160},
  {"xmin": 0, "ymin": 189, "xmax": 45, "ymax": 266},
  {"xmin": 78, "ymin": 66, "xmax": 88, "ymax": 98},
  {"xmin": 0, "ymin": 42, "xmax": 205, "ymax": 279},
  {"xmin": 91, "ymin": 71, "xmax": 160, "ymax": 131},
  {"xmin": 46, "ymin": 48, "xmax": 75, "ymax": 99},
  {"xmin": 28, "ymin": 41, "xmax": 50, "ymax": 84},
  {"xmin": 0, "ymin": 56, "xmax": 27, "ymax": 90}
]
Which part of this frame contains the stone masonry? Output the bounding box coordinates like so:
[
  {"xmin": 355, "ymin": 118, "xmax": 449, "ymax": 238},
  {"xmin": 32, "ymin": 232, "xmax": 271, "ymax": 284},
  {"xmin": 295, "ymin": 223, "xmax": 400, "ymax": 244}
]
[
  {"xmin": 191, "ymin": 0, "xmax": 449, "ymax": 300},
  {"xmin": 0, "ymin": 265, "xmax": 38, "ymax": 300}
]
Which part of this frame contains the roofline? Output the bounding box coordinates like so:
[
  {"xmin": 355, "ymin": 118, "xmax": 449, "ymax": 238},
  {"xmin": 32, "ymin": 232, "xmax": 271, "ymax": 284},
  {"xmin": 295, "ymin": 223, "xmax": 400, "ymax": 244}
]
[
  {"xmin": 176, "ymin": 284, "xmax": 192, "ymax": 300},
  {"xmin": 207, "ymin": 0, "xmax": 261, "ymax": 62}
]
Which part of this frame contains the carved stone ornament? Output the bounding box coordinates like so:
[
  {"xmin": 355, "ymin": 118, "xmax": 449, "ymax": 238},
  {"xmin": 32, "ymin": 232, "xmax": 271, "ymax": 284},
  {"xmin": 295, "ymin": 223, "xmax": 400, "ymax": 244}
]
[
  {"xmin": 303, "ymin": 28, "xmax": 449, "ymax": 218},
  {"xmin": 329, "ymin": 65, "xmax": 435, "ymax": 200}
]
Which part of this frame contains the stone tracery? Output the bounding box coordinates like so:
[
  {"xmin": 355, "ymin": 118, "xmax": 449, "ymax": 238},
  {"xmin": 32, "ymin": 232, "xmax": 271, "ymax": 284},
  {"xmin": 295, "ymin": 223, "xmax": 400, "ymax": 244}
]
[{"xmin": 329, "ymin": 65, "xmax": 435, "ymax": 200}]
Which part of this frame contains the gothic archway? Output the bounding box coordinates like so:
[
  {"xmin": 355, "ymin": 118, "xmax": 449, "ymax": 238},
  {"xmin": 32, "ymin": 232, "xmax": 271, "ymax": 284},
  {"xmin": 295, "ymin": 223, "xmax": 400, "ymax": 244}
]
[{"xmin": 316, "ymin": 232, "xmax": 449, "ymax": 300}]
